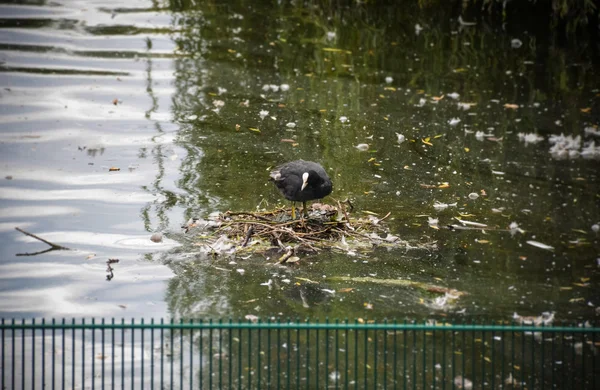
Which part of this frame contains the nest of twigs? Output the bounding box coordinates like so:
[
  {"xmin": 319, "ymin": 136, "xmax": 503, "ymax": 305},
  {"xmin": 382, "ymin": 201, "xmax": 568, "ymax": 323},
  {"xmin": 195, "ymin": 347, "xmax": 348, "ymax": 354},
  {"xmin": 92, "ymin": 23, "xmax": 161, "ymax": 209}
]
[{"xmin": 184, "ymin": 201, "xmax": 436, "ymax": 260}]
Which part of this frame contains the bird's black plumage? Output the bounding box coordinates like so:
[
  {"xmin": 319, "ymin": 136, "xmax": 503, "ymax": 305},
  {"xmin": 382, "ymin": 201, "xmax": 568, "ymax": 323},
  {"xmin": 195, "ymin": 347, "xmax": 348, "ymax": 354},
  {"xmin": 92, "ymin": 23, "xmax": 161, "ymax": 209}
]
[{"xmin": 270, "ymin": 160, "xmax": 332, "ymax": 217}]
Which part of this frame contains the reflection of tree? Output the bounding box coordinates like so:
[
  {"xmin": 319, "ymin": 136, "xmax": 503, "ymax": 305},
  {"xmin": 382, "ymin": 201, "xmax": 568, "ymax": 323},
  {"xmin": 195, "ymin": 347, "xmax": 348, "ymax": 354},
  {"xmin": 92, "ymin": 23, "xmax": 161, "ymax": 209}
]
[{"xmin": 160, "ymin": 0, "xmax": 600, "ymax": 320}]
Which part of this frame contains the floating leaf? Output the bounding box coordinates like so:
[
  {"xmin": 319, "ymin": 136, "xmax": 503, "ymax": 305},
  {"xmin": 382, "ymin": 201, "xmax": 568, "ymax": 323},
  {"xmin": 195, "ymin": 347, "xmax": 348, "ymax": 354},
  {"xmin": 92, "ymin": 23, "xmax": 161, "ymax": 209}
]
[
  {"xmin": 580, "ymin": 107, "xmax": 591, "ymax": 113},
  {"xmin": 338, "ymin": 288, "xmax": 353, "ymax": 293},
  {"xmin": 559, "ymin": 287, "xmax": 573, "ymax": 291},
  {"xmin": 248, "ymin": 127, "xmax": 261, "ymax": 133},
  {"xmin": 109, "ymin": 167, "xmax": 120, "ymax": 172},
  {"xmin": 422, "ymin": 138, "xmax": 433, "ymax": 146},
  {"xmin": 438, "ymin": 182, "xmax": 450, "ymax": 189},
  {"xmin": 504, "ymin": 103, "xmax": 519, "ymax": 110}
]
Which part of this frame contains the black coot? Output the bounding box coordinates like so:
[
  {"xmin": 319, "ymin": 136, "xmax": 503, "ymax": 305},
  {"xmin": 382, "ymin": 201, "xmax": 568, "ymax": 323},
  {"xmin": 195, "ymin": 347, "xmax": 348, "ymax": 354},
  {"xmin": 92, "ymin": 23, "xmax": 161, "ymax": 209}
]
[{"xmin": 269, "ymin": 160, "xmax": 333, "ymax": 218}]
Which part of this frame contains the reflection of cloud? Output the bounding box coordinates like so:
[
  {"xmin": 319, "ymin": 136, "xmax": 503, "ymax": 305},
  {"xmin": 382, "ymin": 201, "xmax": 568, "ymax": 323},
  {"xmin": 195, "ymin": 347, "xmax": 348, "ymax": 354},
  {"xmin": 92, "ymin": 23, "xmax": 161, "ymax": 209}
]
[
  {"xmin": 16, "ymin": 230, "xmax": 180, "ymax": 250},
  {"xmin": 0, "ymin": 167, "xmax": 151, "ymax": 186},
  {"xmin": 0, "ymin": 205, "xmax": 80, "ymax": 219},
  {"xmin": 0, "ymin": 261, "xmax": 173, "ymax": 317},
  {"xmin": 0, "ymin": 222, "xmax": 35, "ymax": 232},
  {"xmin": 0, "ymin": 187, "xmax": 160, "ymax": 203},
  {"xmin": 0, "ymin": 126, "xmax": 177, "ymax": 146}
]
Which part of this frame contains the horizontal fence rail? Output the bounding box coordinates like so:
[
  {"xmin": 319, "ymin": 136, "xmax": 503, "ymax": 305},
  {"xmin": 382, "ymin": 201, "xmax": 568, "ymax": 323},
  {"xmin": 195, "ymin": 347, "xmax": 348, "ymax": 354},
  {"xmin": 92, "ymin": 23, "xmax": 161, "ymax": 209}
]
[{"xmin": 1, "ymin": 319, "xmax": 598, "ymax": 389}]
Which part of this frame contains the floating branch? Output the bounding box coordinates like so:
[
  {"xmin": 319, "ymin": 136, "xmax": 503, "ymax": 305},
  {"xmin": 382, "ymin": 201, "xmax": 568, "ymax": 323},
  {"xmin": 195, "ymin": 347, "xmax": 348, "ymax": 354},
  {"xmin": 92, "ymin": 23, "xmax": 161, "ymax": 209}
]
[{"xmin": 15, "ymin": 227, "xmax": 70, "ymax": 256}]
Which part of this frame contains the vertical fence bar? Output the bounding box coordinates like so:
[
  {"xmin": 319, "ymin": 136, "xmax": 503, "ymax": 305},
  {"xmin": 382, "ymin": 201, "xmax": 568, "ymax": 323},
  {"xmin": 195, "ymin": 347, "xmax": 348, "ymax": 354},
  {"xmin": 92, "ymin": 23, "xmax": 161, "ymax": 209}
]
[
  {"xmin": 180, "ymin": 319, "xmax": 184, "ymax": 390},
  {"xmin": 365, "ymin": 320, "xmax": 369, "ymax": 389},
  {"xmin": 101, "ymin": 318, "xmax": 105, "ymax": 390},
  {"xmin": 306, "ymin": 319, "xmax": 311, "ymax": 389},
  {"xmin": 383, "ymin": 320, "xmax": 388, "ymax": 389},
  {"xmin": 151, "ymin": 318, "xmax": 154, "ymax": 390},
  {"xmin": 189, "ymin": 319, "xmax": 193, "ymax": 390},
  {"xmin": 354, "ymin": 320, "xmax": 358, "ymax": 390},
  {"xmin": 21, "ymin": 319, "xmax": 25, "ymax": 390},
  {"xmin": 540, "ymin": 323, "xmax": 544, "ymax": 390},
  {"xmin": 160, "ymin": 318, "xmax": 164, "ymax": 390},
  {"xmin": 111, "ymin": 318, "xmax": 115, "ymax": 390},
  {"xmin": 51, "ymin": 318, "xmax": 54, "ymax": 390},
  {"xmin": 142, "ymin": 319, "xmax": 145, "ymax": 390},
  {"xmin": 286, "ymin": 319, "xmax": 291, "ymax": 390},
  {"xmin": 82, "ymin": 319, "xmax": 85, "ymax": 390},
  {"xmin": 71, "ymin": 319, "xmax": 75, "ymax": 390},
  {"xmin": 236, "ymin": 318, "xmax": 241, "ymax": 390},
  {"xmin": 451, "ymin": 324, "xmax": 455, "ymax": 390},
  {"xmin": 316, "ymin": 319, "xmax": 320, "ymax": 389},
  {"xmin": 422, "ymin": 323, "xmax": 425, "ymax": 389},
  {"xmin": 344, "ymin": 319, "xmax": 349, "ymax": 390},
  {"xmin": 228, "ymin": 318, "xmax": 232, "ymax": 389},
  {"xmin": 131, "ymin": 318, "xmax": 135, "ymax": 390},
  {"xmin": 413, "ymin": 322, "xmax": 417, "ymax": 390},
  {"xmin": 403, "ymin": 320, "xmax": 407, "ymax": 390},
  {"xmin": 325, "ymin": 318, "xmax": 330, "ymax": 389},
  {"xmin": 256, "ymin": 319, "xmax": 260, "ymax": 389},
  {"xmin": 1, "ymin": 319, "xmax": 4, "ymax": 390},
  {"xmin": 42, "ymin": 319, "xmax": 45, "ymax": 390},
  {"xmin": 490, "ymin": 324, "xmax": 494, "ymax": 390},
  {"xmin": 92, "ymin": 318, "xmax": 95, "ymax": 390},
  {"xmin": 482, "ymin": 326, "xmax": 486, "ymax": 389},
  {"xmin": 199, "ymin": 319, "xmax": 203, "ymax": 390},
  {"xmin": 393, "ymin": 320, "xmax": 397, "ymax": 390},
  {"xmin": 335, "ymin": 319, "xmax": 339, "ymax": 390},
  {"xmin": 442, "ymin": 324, "xmax": 446, "ymax": 390},
  {"xmin": 209, "ymin": 319, "xmax": 214, "ymax": 390},
  {"xmin": 170, "ymin": 319, "xmax": 174, "ymax": 390},
  {"xmin": 121, "ymin": 318, "xmax": 125, "ymax": 390},
  {"xmin": 521, "ymin": 323, "xmax": 525, "ymax": 389},
  {"xmin": 471, "ymin": 321, "xmax": 475, "ymax": 389},
  {"xmin": 32, "ymin": 319, "xmax": 35, "ymax": 390},
  {"xmin": 373, "ymin": 324, "xmax": 378, "ymax": 390},
  {"xmin": 220, "ymin": 319, "xmax": 224, "ymax": 389},
  {"xmin": 432, "ymin": 324, "xmax": 436, "ymax": 389},
  {"xmin": 61, "ymin": 318, "xmax": 65, "ymax": 390},
  {"xmin": 297, "ymin": 320, "xmax": 301, "ymax": 390}
]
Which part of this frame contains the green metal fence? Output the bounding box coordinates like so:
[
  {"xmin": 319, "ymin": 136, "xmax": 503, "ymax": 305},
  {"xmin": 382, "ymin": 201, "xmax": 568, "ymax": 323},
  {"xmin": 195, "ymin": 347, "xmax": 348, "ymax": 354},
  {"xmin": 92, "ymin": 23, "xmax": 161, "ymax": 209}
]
[{"xmin": 1, "ymin": 319, "xmax": 598, "ymax": 389}]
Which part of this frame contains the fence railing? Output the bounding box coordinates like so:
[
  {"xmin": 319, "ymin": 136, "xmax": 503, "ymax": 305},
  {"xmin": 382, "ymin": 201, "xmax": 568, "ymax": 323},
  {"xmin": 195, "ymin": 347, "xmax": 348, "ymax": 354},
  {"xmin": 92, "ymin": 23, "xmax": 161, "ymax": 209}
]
[{"xmin": 1, "ymin": 318, "xmax": 598, "ymax": 389}]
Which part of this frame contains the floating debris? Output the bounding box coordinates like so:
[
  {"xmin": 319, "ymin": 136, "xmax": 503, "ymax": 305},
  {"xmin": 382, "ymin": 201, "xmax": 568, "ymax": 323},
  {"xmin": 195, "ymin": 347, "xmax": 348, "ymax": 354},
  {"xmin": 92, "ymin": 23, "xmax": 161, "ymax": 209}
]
[
  {"xmin": 396, "ymin": 133, "xmax": 406, "ymax": 144},
  {"xmin": 526, "ymin": 240, "xmax": 554, "ymax": 251},
  {"xmin": 355, "ymin": 143, "xmax": 369, "ymax": 151},
  {"xmin": 448, "ymin": 118, "xmax": 461, "ymax": 126},
  {"xmin": 517, "ymin": 132, "xmax": 544, "ymax": 145}
]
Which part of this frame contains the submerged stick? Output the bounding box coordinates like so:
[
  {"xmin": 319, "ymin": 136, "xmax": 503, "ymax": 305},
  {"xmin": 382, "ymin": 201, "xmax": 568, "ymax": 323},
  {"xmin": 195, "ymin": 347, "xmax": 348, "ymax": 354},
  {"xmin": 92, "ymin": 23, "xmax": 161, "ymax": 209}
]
[{"xmin": 15, "ymin": 227, "xmax": 70, "ymax": 251}]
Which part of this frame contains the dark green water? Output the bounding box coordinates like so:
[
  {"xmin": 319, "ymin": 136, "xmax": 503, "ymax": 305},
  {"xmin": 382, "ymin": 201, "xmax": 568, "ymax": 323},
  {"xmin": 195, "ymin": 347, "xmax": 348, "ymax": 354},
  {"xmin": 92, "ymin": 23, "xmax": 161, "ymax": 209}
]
[{"xmin": 0, "ymin": 0, "xmax": 598, "ymax": 325}]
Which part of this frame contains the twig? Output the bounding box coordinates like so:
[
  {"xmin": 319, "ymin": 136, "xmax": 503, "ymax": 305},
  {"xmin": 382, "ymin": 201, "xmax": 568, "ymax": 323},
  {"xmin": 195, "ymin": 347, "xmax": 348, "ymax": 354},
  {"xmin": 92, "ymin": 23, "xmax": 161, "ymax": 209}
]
[
  {"xmin": 15, "ymin": 227, "xmax": 70, "ymax": 252},
  {"xmin": 241, "ymin": 226, "xmax": 254, "ymax": 247}
]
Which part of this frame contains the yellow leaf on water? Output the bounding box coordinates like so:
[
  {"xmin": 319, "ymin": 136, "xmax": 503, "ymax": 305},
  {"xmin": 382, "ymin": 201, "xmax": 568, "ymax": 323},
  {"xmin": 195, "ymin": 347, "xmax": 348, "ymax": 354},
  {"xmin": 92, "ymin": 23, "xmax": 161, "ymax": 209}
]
[
  {"xmin": 571, "ymin": 229, "xmax": 587, "ymax": 234},
  {"xmin": 454, "ymin": 351, "xmax": 463, "ymax": 355},
  {"xmin": 322, "ymin": 47, "xmax": 344, "ymax": 52},
  {"xmin": 581, "ymin": 277, "xmax": 590, "ymax": 282},
  {"xmin": 422, "ymin": 138, "xmax": 433, "ymax": 146},
  {"xmin": 434, "ymin": 134, "xmax": 443, "ymax": 138},
  {"xmin": 404, "ymin": 165, "xmax": 412, "ymax": 170},
  {"xmin": 438, "ymin": 182, "xmax": 450, "ymax": 188},
  {"xmin": 484, "ymin": 357, "xmax": 492, "ymax": 363},
  {"xmin": 559, "ymin": 287, "xmax": 573, "ymax": 291},
  {"xmin": 416, "ymin": 89, "xmax": 425, "ymax": 94},
  {"xmin": 368, "ymin": 157, "xmax": 376, "ymax": 162},
  {"xmin": 572, "ymin": 283, "xmax": 589, "ymax": 287},
  {"xmin": 453, "ymin": 68, "xmax": 467, "ymax": 73},
  {"xmin": 384, "ymin": 87, "xmax": 396, "ymax": 91},
  {"xmin": 362, "ymin": 210, "xmax": 379, "ymax": 215},
  {"xmin": 464, "ymin": 147, "xmax": 470, "ymax": 152},
  {"xmin": 504, "ymin": 103, "xmax": 519, "ymax": 110},
  {"xmin": 477, "ymin": 240, "xmax": 490, "ymax": 244},
  {"xmin": 432, "ymin": 95, "xmax": 444, "ymax": 101},
  {"xmin": 580, "ymin": 107, "xmax": 591, "ymax": 113},
  {"xmin": 513, "ymin": 365, "xmax": 520, "ymax": 370},
  {"xmin": 569, "ymin": 297, "xmax": 585, "ymax": 303},
  {"xmin": 248, "ymin": 127, "xmax": 261, "ymax": 133}
]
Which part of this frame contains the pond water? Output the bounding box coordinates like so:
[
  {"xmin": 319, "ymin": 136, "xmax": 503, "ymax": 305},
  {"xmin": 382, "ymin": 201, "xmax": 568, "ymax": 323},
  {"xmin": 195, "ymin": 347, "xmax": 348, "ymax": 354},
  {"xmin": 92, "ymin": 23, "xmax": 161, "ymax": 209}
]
[{"xmin": 0, "ymin": 0, "xmax": 598, "ymax": 325}]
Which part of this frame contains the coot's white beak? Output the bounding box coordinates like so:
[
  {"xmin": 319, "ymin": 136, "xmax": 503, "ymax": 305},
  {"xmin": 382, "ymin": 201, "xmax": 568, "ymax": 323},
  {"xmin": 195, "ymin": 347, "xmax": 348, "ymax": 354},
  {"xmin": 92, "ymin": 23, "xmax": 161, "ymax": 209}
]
[{"xmin": 300, "ymin": 172, "xmax": 309, "ymax": 191}]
